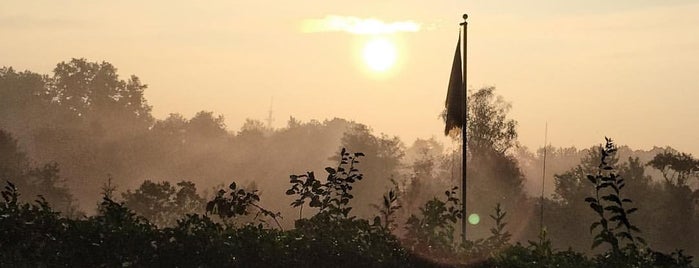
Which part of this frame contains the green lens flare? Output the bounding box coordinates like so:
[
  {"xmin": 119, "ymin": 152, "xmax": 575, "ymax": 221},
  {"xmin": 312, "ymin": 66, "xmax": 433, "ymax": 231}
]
[{"xmin": 468, "ymin": 213, "xmax": 480, "ymax": 225}]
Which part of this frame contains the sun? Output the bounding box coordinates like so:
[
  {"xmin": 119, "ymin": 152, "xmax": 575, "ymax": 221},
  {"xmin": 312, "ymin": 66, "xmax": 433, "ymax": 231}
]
[{"xmin": 362, "ymin": 38, "xmax": 397, "ymax": 72}]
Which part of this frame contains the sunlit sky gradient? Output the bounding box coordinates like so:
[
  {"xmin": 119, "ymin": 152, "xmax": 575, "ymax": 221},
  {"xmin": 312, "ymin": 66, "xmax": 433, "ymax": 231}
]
[{"xmin": 2, "ymin": 0, "xmax": 699, "ymax": 155}]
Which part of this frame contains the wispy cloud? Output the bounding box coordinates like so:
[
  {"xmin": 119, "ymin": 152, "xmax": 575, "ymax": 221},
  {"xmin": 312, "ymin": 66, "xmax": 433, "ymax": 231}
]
[
  {"xmin": 301, "ymin": 15, "xmax": 420, "ymax": 35},
  {"xmin": 0, "ymin": 15, "xmax": 88, "ymax": 30}
]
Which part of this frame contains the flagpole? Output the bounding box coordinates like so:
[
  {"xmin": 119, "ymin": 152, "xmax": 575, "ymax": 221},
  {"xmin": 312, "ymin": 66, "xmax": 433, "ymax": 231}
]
[{"xmin": 460, "ymin": 13, "xmax": 468, "ymax": 244}]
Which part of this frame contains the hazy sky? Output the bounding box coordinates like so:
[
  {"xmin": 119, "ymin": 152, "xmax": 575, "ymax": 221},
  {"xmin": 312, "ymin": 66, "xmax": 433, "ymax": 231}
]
[{"xmin": 2, "ymin": 0, "xmax": 699, "ymax": 155}]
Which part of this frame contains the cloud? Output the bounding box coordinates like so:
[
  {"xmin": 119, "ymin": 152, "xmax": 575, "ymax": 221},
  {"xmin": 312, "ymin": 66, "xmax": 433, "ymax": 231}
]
[
  {"xmin": 301, "ymin": 15, "xmax": 420, "ymax": 35},
  {"xmin": 0, "ymin": 15, "xmax": 88, "ymax": 30}
]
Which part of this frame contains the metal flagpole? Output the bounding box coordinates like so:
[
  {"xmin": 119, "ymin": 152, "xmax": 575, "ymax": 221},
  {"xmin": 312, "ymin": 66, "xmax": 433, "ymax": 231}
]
[{"xmin": 460, "ymin": 13, "xmax": 468, "ymax": 244}]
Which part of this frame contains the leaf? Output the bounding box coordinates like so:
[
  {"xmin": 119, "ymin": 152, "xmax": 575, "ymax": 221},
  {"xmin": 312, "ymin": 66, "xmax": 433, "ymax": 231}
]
[
  {"xmin": 616, "ymin": 232, "xmax": 632, "ymax": 241},
  {"xmin": 587, "ymin": 175, "xmax": 597, "ymax": 184},
  {"xmin": 205, "ymin": 201, "xmax": 215, "ymax": 213},
  {"xmin": 609, "ymin": 215, "xmax": 622, "ymax": 222},
  {"xmin": 325, "ymin": 167, "xmax": 336, "ymax": 174},
  {"xmin": 636, "ymin": 236, "xmax": 647, "ymax": 245},
  {"xmin": 604, "ymin": 205, "xmax": 624, "ymax": 214},
  {"xmin": 589, "ymin": 203, "xmax": 603, "ymax": 214},
  {"xmin": 591, "ymin": 238, "xmax": 603, "ymax": 249},
  {"xmin": 602, "ymin": 194, "xmax": 621, "ymax": 205},
  {"xmin": 309, "ymin": 197, "xmax": 321, "ymax": 207},
  {"xmin": 626, "ymin": 208, "xmax": 638, "ymax": 214},
  {"xmin": 590, "ymin": 222, "xmax": 601, "ymax": 233},
  {"xmin": 584, "ymin": 197, "xmax": 597, "ymax": 203},
  {"xmin": 229, "ymin": 182, "xmax": 237, "ymax": 190},
  {"xmin": 629, "ymin": 225, "xmax": 641, "ymax": 233}
]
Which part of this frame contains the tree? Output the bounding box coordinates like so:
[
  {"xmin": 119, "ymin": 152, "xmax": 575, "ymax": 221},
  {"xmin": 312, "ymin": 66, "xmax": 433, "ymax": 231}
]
[
  {"xmin": 444, "ymin": 87, "xmax": 525, "ymax": 240},
  {"xmin": 0, "ymin": 67, "xmax": 61, "ymax": 131},
  {"xmin": 0, "ymin": 129, "xmax": 30, "ymax": 182},
  {"xmin": 338, "ymin": 124, "xmax": 405, "ymax": 219},
  {"xmin": 122, "ymin": 180, "xmax": 205, "ymax": 227},
  {"xmin": 647, "ymin": 151, "xmax": 699, "ymax": 187},
  {"xmin": 465, "ymin": 86, "xmax": 517, "ymax": 154},
  {"xmin": 187, "ymin": 111, "xmax": 227, "ymax": 140},
  {"xmin": 646, "ymin": 151, "xmax": 698, "ymax": 252},
  {"xmin": 0, "ymin": 129, "xmax": 75, "ymax": 214},
  {"xmin": 403, "ymin": 139, "xmax": 445, "ymax": 212},
  {"xmin": 50, "ymin": 58, "xmax": 152, "ymax": 125}
]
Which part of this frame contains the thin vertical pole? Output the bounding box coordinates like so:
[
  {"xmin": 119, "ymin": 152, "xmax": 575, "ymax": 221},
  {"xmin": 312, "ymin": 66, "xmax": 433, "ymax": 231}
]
[
  {"xmin": 539, "ymin": 123, "xmax": 548, "ymax": 234},
  {"xmin": 460, "ymin": 13, "xmax": 469, "ymax": 244}
]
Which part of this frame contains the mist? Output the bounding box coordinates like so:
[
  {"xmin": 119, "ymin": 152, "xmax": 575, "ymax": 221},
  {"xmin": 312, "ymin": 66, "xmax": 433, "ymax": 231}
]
[{"xmin": 2, "ymin": 59, "xmax": 698, "ymax": 266}]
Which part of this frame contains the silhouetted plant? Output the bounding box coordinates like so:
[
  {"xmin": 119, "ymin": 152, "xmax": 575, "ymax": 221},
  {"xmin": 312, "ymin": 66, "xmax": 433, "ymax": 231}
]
[
  {"xmin": 528, "ymin": 229, "xmax": 553, "ymax": 260},
  {"xmin": 584, "ymin": 138, "xmax": 643, "ymax": 253},
  {"xmin": 206, "ymin": 181, "xmax": 282, "ymax": 229},
  {"xmin": 123, "ymin": 180, "xmax": 204, "ymax": 227},
  {"xmin": 485, "ymin": 203, "xmax": 512, "ymax": 250},
  {"xmin": 372, "ymin": 178, "xmax": 401, "ymax": 231},
  {"xmin": 462, "ymin": 203, "xmax": 513, "ymax": 263},
  {"xmin": 286, "ymin": 148, "xmax": 364, "ymax": 220},
  {"xmin": 286, "ymin": 170, "xmax": 322, "ymax": 220},
  {"xmin": 404, "ymin": 186, "xmax": 462, "ymax": 258},
  {"xmin": 1, "ymin": 181, "xmax": 19, "ymax": 209}
]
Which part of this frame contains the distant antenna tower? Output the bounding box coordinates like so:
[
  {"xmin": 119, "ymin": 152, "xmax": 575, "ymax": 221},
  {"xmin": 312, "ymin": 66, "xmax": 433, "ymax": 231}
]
[{"xmin": 266, "ymin": 97, "xmax": 274, "ymax": 129}]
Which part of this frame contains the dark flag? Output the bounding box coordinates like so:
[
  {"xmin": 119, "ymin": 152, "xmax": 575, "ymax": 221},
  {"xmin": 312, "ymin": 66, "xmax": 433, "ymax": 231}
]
[{"xmin": 444, "ymin": 35, "xmax": 465, "ymax": 135}]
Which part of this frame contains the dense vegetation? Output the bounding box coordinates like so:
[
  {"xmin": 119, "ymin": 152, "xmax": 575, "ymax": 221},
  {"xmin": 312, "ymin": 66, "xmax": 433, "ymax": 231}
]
[
  {"xmin": 1, "ymin": 143, "xmax": 694, "ymax": 267},
  {"xmin": 2, "ymin": 59, "xmax": 699, "ymax": 266}
]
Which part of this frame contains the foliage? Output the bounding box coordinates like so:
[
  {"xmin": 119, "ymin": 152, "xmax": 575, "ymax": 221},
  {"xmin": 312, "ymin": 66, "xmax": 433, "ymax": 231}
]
[
  {"xmin": 463, "ymin": 86, "xmax": 518, "ymax": 154},
  {"xmin": 0, "ymin": 130, "xmax": 76, "ymax": 214},
  {"xmin": 338, "ymin": 125, "xmax": 405, "ymax": 219},
  {"xmin": 584, "ymin": 138, "xmax": 643, "ymax": 253},
  {"xmin": 485, "ymin": 203, "xmax": 512, "ymax": 251},
  {"xmin": 648, "ymin": 151, "xmax": 699, "ymax": 186},
  {"xmin": 2, "ymin": 141, "xmax": 698, "ymax": 267},
  {"xmin": 4, "ymin": 59, "xmax": 699, "ymax": 266},
  {"xmin": 286, "ymin": 148, "xmax": 364, "ymax": 220},
  {"xmin": 51, "ymin": 58, "xmax": 153, "ymax": 123},
  {"xmin": 404, "ymin": 186, "xmax": 463, "ymax": 259},
  {"xmin": 461, "ymin": 203, "xmax": 514, "ymax": 263},
  {"xmin": 372, "ymin": 178, "xmax": 401, "ymax": 231},
  {"xmin": 122, "ymin": 180, "xmax": 204, "ymax": 227},
  {"xmin": 205, "ymin": 181, "xmax": 282, "ymax": 229}
]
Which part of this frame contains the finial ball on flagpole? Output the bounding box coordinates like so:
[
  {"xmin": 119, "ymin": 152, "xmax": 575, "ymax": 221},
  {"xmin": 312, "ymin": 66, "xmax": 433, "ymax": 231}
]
[{"xmin": 462, "ymin": 14, "xmax": 468, "ymax": 20}]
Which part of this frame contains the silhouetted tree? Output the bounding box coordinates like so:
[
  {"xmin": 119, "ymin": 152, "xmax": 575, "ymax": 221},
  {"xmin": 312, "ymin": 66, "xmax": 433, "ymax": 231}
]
[
  {"xmin": 0, "ymin": 129, "xmax": 75, "ymax": 214},
  {"xmin": 465, "ymin": 86, "xmax": 517, "ymax": 154},
  {"xmin": 338, "ymin": 124, "xmax": 405, "ymax": 219},
  {"xmin": 50, "ymin": 58, "xmax": 152, "ymax": 127},
  {"xmin": 648, "ymin": 151, "xmax": 699, "ymax": 187},
  {"xmin": 646, "ymin": 151, "xmax": 698, "ymax": 253},
  {"xmin": 122, "ymin": 180, "xmax": 205, "ymax": 227},
  {"xmin": 447, "ymin": 87, "xmax": 525, "ymax": 240}
]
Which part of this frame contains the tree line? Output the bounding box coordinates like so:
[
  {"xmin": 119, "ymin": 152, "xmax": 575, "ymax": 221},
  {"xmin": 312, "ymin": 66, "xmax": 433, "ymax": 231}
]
[{"xmin": 1, "ymin": 59, "xmax": 698, "ymax": 265}]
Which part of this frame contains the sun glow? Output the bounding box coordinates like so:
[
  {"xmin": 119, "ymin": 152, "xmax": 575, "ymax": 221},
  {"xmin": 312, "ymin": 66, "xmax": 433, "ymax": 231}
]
[{"xmin": 362, "ymin": 38, "xmax": 397, "ymax": 72}]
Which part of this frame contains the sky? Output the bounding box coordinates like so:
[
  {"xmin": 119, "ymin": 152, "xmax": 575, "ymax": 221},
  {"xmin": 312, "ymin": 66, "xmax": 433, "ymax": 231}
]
[{"xmin": 2, "ymin": 0, "xmax": 699, "ymax": 155}]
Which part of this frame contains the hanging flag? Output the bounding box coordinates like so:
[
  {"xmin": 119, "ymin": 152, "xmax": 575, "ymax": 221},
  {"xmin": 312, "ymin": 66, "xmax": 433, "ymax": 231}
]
[{"xmin": 444, "ymin": 35, "xmax": 465, "ymax": 135}]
